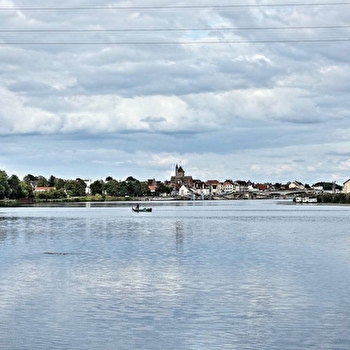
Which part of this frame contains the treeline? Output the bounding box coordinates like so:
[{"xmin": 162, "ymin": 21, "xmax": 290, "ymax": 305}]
[
  {"xmin": 0, "ymin": 171, "xmax": 172, "ymax": 201},
  {"xmin": 313, "ymin": 182, "xmax": 343, "ymax": 191},
  {"xmin": 317, "ymin": 193, "xmax": 350, "ymax": 204}
]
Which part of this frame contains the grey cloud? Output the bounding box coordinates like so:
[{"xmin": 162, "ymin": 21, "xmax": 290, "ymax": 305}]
[{"xmin": 140, "ymin": 116, "xmax": 166, "ymax": 123}]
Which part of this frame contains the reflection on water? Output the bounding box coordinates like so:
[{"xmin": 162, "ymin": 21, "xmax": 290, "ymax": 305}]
[{"xmin": 1, "ymin": 200, "xmax": 350, "ymax": 349}]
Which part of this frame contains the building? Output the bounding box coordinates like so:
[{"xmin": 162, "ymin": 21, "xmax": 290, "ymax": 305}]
[
  {"xmin": 178, "ymin": 185, "xmax": 191, "ymax": 197},
  {"xmin": 343, "ymin": 179, "xmax": 350, "ymax": 193},
  {"xmin": 222, "ymin": 180, "xmax": 234, "ymax": 193},
  {"xmin": 288, "ymin": 181, "xmax": 305, "ymax": 190},
  {"xmin": 206, "ymin": 180, "xmax": 222, "ymax": 195},
  {"xmin": 34, "ymin": 186, "xmax": 56, "ymax": 192},
  {"xmin": 146, "ymin": 179, "xmax": 158, "ymax": 195},
  {"xmin": 170, "ymin": 165, "xmax": 193, "ymax": 189},
  {"xmin": 84, "ymin": 179, "xmax": 92, "ymax": 195}
]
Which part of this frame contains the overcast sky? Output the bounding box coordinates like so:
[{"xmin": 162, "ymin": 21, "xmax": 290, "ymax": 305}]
[{"xmin": 1, "ymin": 0, "xmax": 350, "ymax": 185}]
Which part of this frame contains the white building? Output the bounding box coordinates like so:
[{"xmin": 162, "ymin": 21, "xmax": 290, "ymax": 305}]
[
  {"xmin": 179, "ymin": 185, "xmax": 191, "ymax": 197},
  {"xmin": 343, "ymin": 179, "xmax": 350, "ymax": 193},
  {"xmin": 84, "ymin": 179, "xmax": 93, "ymax": 195}
]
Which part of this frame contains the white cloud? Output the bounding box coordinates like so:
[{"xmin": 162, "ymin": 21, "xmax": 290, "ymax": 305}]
[
  {"xmin": 338, "ymin": 159, "xmax": 350, "ymax": 171},
  {"xmin": 0, "ymin": 87, "xmax": 61, "ymax": 134}
]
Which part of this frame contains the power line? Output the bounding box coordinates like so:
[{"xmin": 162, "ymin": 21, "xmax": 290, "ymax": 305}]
[
  {"xmin": 0, "ymin": 3, "xmax": 350, "ymax": 10},
  {"xmin": 1, "ymin": 4, "xmax": 349, "ymax": 46},
  {"xmin": 1, "ymin": 25, "xmax": 350, "ymax": 32},
  {"xmin": 1, "ymin": 38, "xmax": 350, "ymax": 45}
]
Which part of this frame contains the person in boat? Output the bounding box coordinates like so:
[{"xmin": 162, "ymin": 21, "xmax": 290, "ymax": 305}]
[{"xmin": 136, "ymin": 203, "xmax": 139, "ymax": 210}]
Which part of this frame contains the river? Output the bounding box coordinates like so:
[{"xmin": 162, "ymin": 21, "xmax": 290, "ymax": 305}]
[{"xmin": 0, "ymin": 200, "xmax": 350, "ymax": 349}]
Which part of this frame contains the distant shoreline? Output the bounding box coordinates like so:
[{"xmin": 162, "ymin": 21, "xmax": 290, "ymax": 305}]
[{"xmin": 1, "ymin": 193, "xmax": 350, "ymax": 207}]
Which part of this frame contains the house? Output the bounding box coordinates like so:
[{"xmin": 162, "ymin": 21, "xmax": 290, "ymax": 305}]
[
  {"xmin": 178, "ymin": 185, "xmax": 191, "ymax": 197},
  {"xmin": 222, "ymin": 180, "xmax": 234, "ymax": 193},
  {"xmin": 343, "ymin": 179, "xmax": 350, "ymax": 193},
  {"xmin": 236, "ymin": 180, "xmax": 249, "ymax": 192},
  {"xmin": 288, "ymin": 181, "xmax": 305, "ymax": 190},
  {"xmin": 255, "ymin": 183, "xmax": 269, "ymax": 191},
  {"xmin": 206, "ymin": 180, "xmax": 222, "ymax": 195},
  {"xmin": 147, "ymin": 179, "xmax": 157, "ymax": 195},
  {"xmin": 34, "ymin": 186, "xmax": 56, "ymax": 192},
  {"xmin": 148, "ymin": 185, "xmax": 156, "ymax": 195}
]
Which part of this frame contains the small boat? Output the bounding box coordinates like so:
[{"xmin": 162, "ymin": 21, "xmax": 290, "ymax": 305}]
[{"xmin": 132, "ymin": 207, "xmax": 152, "ymax": 212}]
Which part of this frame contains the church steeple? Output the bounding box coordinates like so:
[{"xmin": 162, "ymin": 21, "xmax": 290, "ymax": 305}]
[
  {"xmin": 170, "ymin": 164, "xmax": 192, "ymax": 189},
  {"xmin": 175, "ymin": 164, "xmax": 184, "ymax": 177}
]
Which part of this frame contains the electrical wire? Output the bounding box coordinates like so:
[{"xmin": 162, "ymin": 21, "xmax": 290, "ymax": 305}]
[
  {"xmin": 1, "ymin": 25, "xmax": 350, "ymax": 32},
  {"xmin": 1, "ymin": 39, "xmax": 350, "ymax": 45},
  {"xmin": 0, "ymin": 3, "xmax": 350, "ymax": 10},
  {"xmin": 1, "ymin": 3, "xmax": 349, "ymax": 46}
]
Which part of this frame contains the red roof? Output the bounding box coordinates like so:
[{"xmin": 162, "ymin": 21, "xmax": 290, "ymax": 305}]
[
  {"xmin": 34, "ymin": 186, "xmax": 56, "ymax": 192},
  {"xmin": 148, "ymin": 185, "xmax": 156, "ymax": 192}
]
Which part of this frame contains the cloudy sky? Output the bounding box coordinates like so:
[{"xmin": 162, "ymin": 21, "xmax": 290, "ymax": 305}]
[{"xmin": 1, "ymin": 0, "xmax": 350, "ymax": 185}]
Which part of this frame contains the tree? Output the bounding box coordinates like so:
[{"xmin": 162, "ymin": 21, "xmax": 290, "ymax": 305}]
[
  {"xmin": 141, "ymin": 182, "xmax": 151, "ymax": 196},
  {"xmin": 124, "ymin": 177, "xmax": 143, "ymax": 196},
  {"xmin": 36, "ymin": 176, "xmax": 49, "ymax": 187},
  {"xmin": 48, "ymin": 175, "xmax": 56, "ymax": 187},
  {"xmin": 105, "ymin": 179, "xmax": 120, "ymax": 196},
  {"xmin": 0, "ymin": 170, "xmax": 10, "ymax": 199},
  {"xmin": 65, "ymin": 179, "xmax": 86, "ymax": 197},
  {"xmin": 54, "ymin": 178, "xmax": 66, "ymax": 190},
  {"xmin": 23, "ymin": 174, "xmax": 37, "ymax": 185},
  {"xmin": 35, "ymin": 189, "xmax": 66, "ymax": 200},
  {"xmin": 126, "ymin": 176, "xmax": 137, "ymax": 182},
  {"xmin": 90, "ymin": 180, "xmax": 104, "ymax": 195},
  {"xmin": 118, "ymin": 181, "xmax": 128, "ymax": 196},
  {"xmin": 155, "ymin": 183, "xmax": 172, "ymax": 196},
  {"xmin": 20, "ymin": 182, "xmax": 34, "ymax": 198},
  {"xmin": 8, "ymin": 174, "xmax": 24, "ymax": 199},
  {"xmin": 312, "ymin": 182, "xmax": 342, "ymax": 191}
]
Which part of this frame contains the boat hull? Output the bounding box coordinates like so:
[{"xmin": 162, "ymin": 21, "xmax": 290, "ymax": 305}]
[{"xmin": 132, "ymin": 208, "xmax": 152, "ymax": 212}]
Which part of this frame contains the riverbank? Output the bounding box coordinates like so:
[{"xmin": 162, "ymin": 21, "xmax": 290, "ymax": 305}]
[
  {"xmin": 2, "ymin": 192, "xmax": 350, "ymax": 207},
  {"xmin": 0, "ymin": 195, "xmax": 165, "ymax": 206}
]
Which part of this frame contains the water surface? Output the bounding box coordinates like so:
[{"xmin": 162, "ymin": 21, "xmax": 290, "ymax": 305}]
[{"xmin": 0, "ymin": 200, "xmax": 350, "ymax": 349}]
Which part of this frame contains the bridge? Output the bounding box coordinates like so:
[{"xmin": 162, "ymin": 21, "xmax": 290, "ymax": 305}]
[{"xmin": 179, "ymin": 189, "xmax": 308, "ymax": 200}]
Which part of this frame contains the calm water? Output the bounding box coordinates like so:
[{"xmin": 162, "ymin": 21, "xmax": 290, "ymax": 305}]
[{"xmin": 1, "ymin": 200, "xmax": 350, "ymax": 350}]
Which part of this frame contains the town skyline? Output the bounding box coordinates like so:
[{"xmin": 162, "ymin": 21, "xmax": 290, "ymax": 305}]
[{"xmin": 1, "ymin": 164, "xmax": 346, "ymax": 188}]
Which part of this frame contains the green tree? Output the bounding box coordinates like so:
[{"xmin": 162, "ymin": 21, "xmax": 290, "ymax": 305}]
[
  {"xmin": 23, "ymin": 174, "xmax": 37, "ymax": 185},
  {"xmin": 124, "ymin": 177, "xmax": 143, "ymax": 196},
  {"xmin": 36, "ymin": 189, "xmax": 66, "ymax": 200},
  {"xmin": 105, "ymin": 179, "xmax": 120, "ymax": 196},
  {"xmin": 65, "ymin": 179, "xmax": 86, "ymax": 197},
  {"xmin": 90, "ymin": 180, "xmax": 104, "ymax": 195},
  {"xmin": 118, "ymin": 181, "xmax": 128, "ymax": 196},
  {"xmin": 48, "ymin": 175, "xmax": 56, "ymax": 187},
  {"xmin": 20, "ymin": 182, "xmax": 34, "ymax": 198},
  {"xmin": 8, "ymin": 174, "xmax": 24, "ymax": 199},
  {"xmin": 36, "ymin": 176, "xmax": 49, "ymax": 187},
  {"xmin": 312, "ymin": 182, "xmax": 342, "ymax": 191},
  {"xmin": 141, "ymin": 182, "xmax": 151, "ymax": 196},
  {"xmin": 155, "ymin": 182, "xmax": 172, "ymax": 196},
  {"xmin": 0, "ymin": 170, "xmax": 10, "ymax": 199},
  {"xmin": 54, "ymin": 178, "xmax": 66, "ymax": 190}
]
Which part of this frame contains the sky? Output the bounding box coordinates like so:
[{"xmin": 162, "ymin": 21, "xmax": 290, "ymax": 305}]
[{"xmin": 1, "ymin": 0, "xmax": 350, "ymax": 185}]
